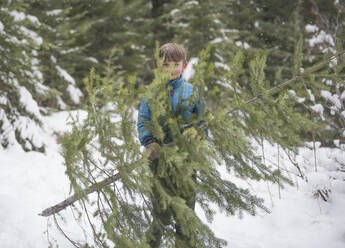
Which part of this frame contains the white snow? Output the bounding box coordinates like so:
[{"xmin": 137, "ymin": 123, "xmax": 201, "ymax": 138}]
[
  {"xmin": 56, "ymin": 66, "xmax": 83, "ymax": 104},
  {"xmin": 46, "ymin": 9, "xmax": 62, "ymax": 16},
  {"xmin": 186, "ymin": 1, "xmax": 199, "ymax": 5},
  {"xmin": 0, "ymin": 111, "xmax": 88, "ymax": 247},
  {"xmin": 311, "ymin": 104, "xmax": 324, "ymax": 115},
  {"xmin": 26, "ymin": 15, "xmax": 40, "ymax": 26},
  {"xmin": 56, "ymin": 66, "xmax": 76, "ymax": 85},
  {"xmin": 321, "ymin": 90, "xmax": 342, "ymax": 109},
  {"xmin": 211, "ymin": 38, "xmax": 223, "ymax": 44},
  {"xmin": 15, "ymin": 116, "xmax": 44, "ymax": 148},
  {"xmin": 183, "ymin": 57, "xmax": 199, "ymax": 81},
  {"xmin": 7, "ymin": 10, "xmax": 26, "ymax": 22},
  {"xmin": 296, "ymin": 97, "xmax": 305, "ymax": 103},
  {"xmin": 18, "ymin": 86, "xmax": 42, "ymax": 119},
  {"xmin": 308, "ymin": 31, "xmax": 335, "ymax": 48},
  {"xmin": 67, "ymin": 85, "xmax": 83, "ymax": 104},
  {"xmin": 305, "ymin": 24, "xmax": 319, "ymax": 33},
  {"xmin": 235, "ymin": 41, "xmax": 250, "ymax": 49},
  {"xmin": 325, "ymin": 79, "xmax": 333, "ymax": 86},
  {"xmin": 0, "ymin": 95, "xmax": 7, "ymax": 105},
  {"xmin": 61, "ymin": 47, "xmax": 80, "ymax": 54},
  {"xmin": 57, "ymin": 96, "xmax": 67, "ymax": 110},
  {"xmin": 170, "ymin": 9, "xmax": 179, "ymax": 15},
  {"xmin": 321, "ymin": 90, "xmax": 332, "ymax": 99},
  {"xmin": 0, "ymin": 111, "xmax": 344, "ymax": 248},
  {"xmin": 86, "ymin": 57, "xmax": 98, "ymax": 63},
  {"xmin": 288, "ymin": 90, "xmax": 296, "ymax": 96},
  {"xmin": 19, "ymin": 26, "xmax": 42, "ymax": 46},
  {"xmin": 215, "ymin": 62, "xmax": 230, "ymax": 71},
  {"xmin": 307, "ymin": 89, "xmax": 315, "ymax": 102},
  {"xmin": 0, "ymin": 21, "xmax": 4, "ymax": 32}
]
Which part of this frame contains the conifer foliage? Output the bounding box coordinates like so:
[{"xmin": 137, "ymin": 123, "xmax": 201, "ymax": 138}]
[
  {"xmin": 56, "ymin": 43, "xmax": 331, "ymax": 247},
  {"xmin": 1, "ymin": 0, "xmax": 344, "ymax": 247},
  {"xmin": 0, "ymin": 3, "xmax": 47, "ymax": 151}
]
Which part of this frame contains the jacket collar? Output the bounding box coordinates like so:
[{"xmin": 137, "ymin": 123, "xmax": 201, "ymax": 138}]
[{"xmin": 166, "ymin": 75, "xmax": 183, "ymax": 89}]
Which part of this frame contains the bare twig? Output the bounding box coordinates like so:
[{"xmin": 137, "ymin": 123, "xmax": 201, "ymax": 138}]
[
  {"xmin": 39, "ymin": 172, "xmax": 122, "ymax": 217},
  {"xmin": 53, "ymin": 214, "xmax": 81, "ymax": 248}
]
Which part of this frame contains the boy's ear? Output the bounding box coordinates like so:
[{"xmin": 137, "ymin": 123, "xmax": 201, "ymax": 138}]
[{"xmin": 183, "ymin": 61, "xmax": 188, "ymax": 69}]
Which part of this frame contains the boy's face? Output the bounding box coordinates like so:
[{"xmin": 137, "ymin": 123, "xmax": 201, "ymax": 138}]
[{"xmin": 162, "ymin": 60, "xmax": 184, "ymax": 80}]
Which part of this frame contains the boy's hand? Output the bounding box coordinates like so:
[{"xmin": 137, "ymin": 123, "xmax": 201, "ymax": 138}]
[
  {"xmin": 147, "ymin": 142, "xmax": 161, "ymax": 161},
  {"xmin": 184, "ymin": 127, "xmax": 205, "ymax": 142}
]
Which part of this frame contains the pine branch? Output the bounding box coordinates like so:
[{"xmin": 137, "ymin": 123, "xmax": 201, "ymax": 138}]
[{"xmin": 227, "ymin": 51, "xmax": 345, "ymax": 115}]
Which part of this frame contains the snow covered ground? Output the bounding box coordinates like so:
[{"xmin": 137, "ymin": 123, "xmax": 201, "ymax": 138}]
[{"xmin": 0, "ymin": 111, "xmax": 344, "ymax": 248}]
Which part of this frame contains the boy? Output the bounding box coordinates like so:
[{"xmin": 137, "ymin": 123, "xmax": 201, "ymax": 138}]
[{"xmin": 137, "ymin": 43, "xmax": 207, "ymax": 247}]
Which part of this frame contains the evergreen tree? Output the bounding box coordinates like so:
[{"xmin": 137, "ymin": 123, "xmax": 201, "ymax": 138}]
[
  {"xmin": 26, "ymin": 0, "xmax": 84, "ymax": 108},
  {"xmin": 200, "ymin": 0, "xmax": 345, "ymax": 147},
  {"xmin": 51, "ymin": 42, "xmax": 337, "ymax": 246},
  {"xmin": 0, "ymin": 2, "xmax": 48, "ymax": 151},
  {"xmin": 37, "ymin": 1, "xmax": 344, "ymax": 246},
  {"xmin": 302, "ymin": 0, "xmax": 345, "ymax": 146}
]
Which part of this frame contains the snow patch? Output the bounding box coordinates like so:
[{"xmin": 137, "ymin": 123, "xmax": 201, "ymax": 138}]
[
  {"xmin": 1, "ymin": 110, "xmax": 345, "ymax": 248},
  {"xmin": 288, "ymin": 90, "xmax": 296, "ymax": 96},
  {"xmin": 8, "ymin": 10, "xmax": 25, "ymax": 22},
  {"xmin": 61, "ymin": 47, "xmax": 80, "ymax": 54},
  {"xmin": 341, "ymin": 90, "xmax": 345, "ymax": 100},
  {"xmin": 50, "ymin": 55, "xmax": 57, "ymax": 64},
  {"xmin": 35, "ymin": 82, "xmax": 49, "ymax": 95},
  {"xmin": 170, "ymin": 9, "xmax": 179, "ymax": 15},
  {"xmin": 321, "ymin": 90, "xmax": 332, "ymax": 99},
  {"xmin": 309, "ymin": 31, "xmax": 335, "ymax": 47},
  {"xmin": 27, "ymin": 15, "xmax": 40, "ymax": 26},
  {"xmin": 67, "ymin": 85, "xmax": 83, "ymax": 104},
  {"xmin": 18, "ymin": 86, "xmax": 42, "ymax": 119},
  {"xmin": 20, "ymin": 26, "xmax": 42, "ymax": 46},
  {"xmin": 86, "ymin": 57, "xmax": 98, "ymax": 63},
  {"xmin": 46, "ymin": 9, "xmax": 62, "ymax": 16},
  {"xmin": 296, "ymin": 97, "xmax": 305, "ymax": 103},
  {"xmin": 321, "ymin": 90, "xmax": 342, "ymax": 109},
  {"xmin": 183, "ymin": 57, "xmax": 199, "ymax": 81},
  {"xmin": 186, "ymin": 1, "xmax": 199, "ymax": 5},
  {"xmin": 305, "ymin": 24, "xmax": 319, "ymax": 33},
  {"xmin": 57, "ymin": 96, "xmax": 67, "ymax": 110},
  {"xmin": 307, "ymin": 89, "xmax": 315, "ymax": 102},
  {"xmin": 215, "ymin": 62, "xmax": 230, "ymax": 71},
  {"xmin": 211, "ymin": 38, "xmax": 223, "ymax": 44},
  {"xmin": 0, "ymin": 95, "xmax": 7, "ymax": 105},
  {"xmin": 311, "ymin": 104, "xmax": 324, "ymax": 115},
  {"xmin": 235, "ymin": 41, "xmax": 250, "ymax": 49},
  {"xmin": 56, "ymin": 65, "xmax": 76, "ymax": 85},
  {"xmin": 325, "ymin": 79, "xmax": 333, "ymax": 86}
]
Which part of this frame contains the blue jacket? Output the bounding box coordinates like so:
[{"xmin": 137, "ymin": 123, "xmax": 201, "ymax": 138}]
[{"xmin": 137, "ymin": 76, "xmax": 207, "ymax": 147}]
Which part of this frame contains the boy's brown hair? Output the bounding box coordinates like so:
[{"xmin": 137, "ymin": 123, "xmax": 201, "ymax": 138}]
[{"xmin": 159, "ymin": 43, "xmax": 187, "ymax": 62}]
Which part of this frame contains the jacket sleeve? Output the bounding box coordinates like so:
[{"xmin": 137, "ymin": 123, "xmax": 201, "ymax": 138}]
[
  {"xmin": 137, "ymin": 97, "xmax": 155, "ymax": 147},
  {"xmin": 194, "ymin": 89, "xmax": 209, "ymax": 136}
]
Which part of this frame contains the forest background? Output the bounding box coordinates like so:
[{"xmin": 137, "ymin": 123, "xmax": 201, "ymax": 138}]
[{"xmin": 0, "ymin": 0, "xmax": 344, "ymax": 247}]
